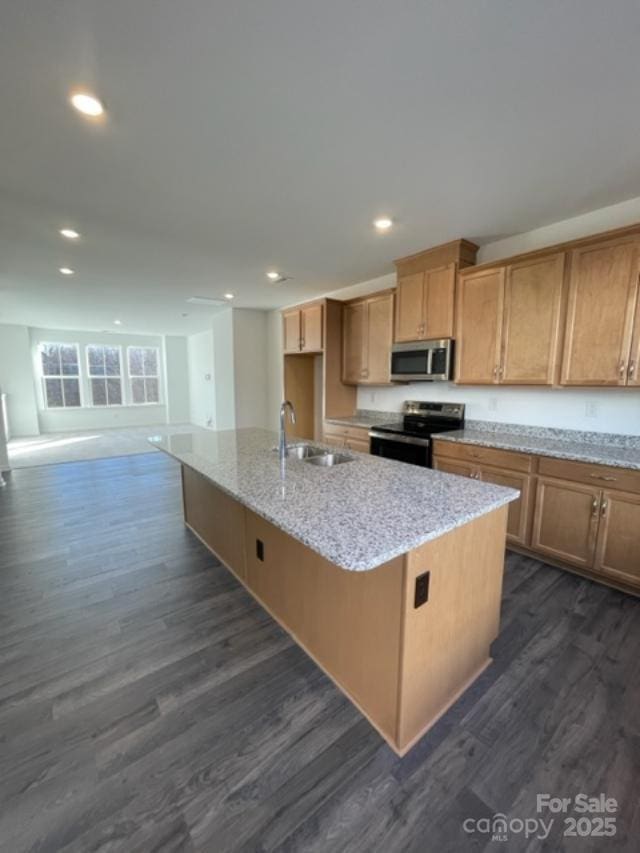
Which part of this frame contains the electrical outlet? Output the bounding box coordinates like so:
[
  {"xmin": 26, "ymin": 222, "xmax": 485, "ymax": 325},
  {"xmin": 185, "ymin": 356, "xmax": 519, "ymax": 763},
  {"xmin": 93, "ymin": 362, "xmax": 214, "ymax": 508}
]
[
  {"xmin": 585, "ymin": 401, "xmax": 599, "ymax": 418},
  {"xmin": 414, "ymin": 572, "xmax": 430, "ymax": 608}
]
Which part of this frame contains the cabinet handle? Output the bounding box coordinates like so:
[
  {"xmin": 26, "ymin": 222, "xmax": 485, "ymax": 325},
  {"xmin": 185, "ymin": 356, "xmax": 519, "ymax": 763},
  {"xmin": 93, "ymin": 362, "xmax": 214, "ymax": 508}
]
[
  {"xmin": 619, "ymin": 360, "xmax": 626, "ymax": 377},
  {"xmin": 591, "ymin": 497, "xmax": 599, "ymax": 517},
  {"xmin": 499, "ymin": 366, "xmax": 504, "ymax": 378},
  {"xmin": 600, "ymin": 500, "xmax": 608, "ymax": 517},
  {"xmin": 493, "ymin": 365, "xmax": 499, "ymax": 379},
  {"xmin": 588, "ymin": 474, "xmax": 617, "ymax": 482},
  {"xmin": 629, "ymin": 360, "xmax": 636, "ymax": 379}
]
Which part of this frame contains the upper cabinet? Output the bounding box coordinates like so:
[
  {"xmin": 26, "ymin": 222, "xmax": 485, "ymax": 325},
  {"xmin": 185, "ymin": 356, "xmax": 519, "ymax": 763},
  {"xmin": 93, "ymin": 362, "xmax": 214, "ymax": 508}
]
[
  {"xmin": 501, "ymin": 253, "xmax": 566, "ymax": 384},
  {"xmin": 560, "ymin": 236, "xmax": 640, "ymax": 386},
  {"xmin": 282, "ymin": 302, "xmax": 324, "ymax": 354},
  {"xmin": 342, "ymin": 291, "xmax": 394, "ymax": 385},
  {"xmin": 395, "ymin": 264, "xmax": 457, "ymax": 341},
  {"xmin": 394, "ymin": 240, "xmax": 478, "ymax": 343},
  {"xmin": 456, "ymin": 267, "xmax": 505, "ymax": 384},
  {"xmin": 456, "ymin": 252, "xmax": 566, "ymax": 385}
]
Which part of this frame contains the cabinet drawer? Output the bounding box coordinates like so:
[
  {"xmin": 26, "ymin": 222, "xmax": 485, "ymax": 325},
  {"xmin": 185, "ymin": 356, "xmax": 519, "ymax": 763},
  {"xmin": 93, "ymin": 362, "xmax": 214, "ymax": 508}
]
[
  {"xmin": 538, "ymin": 457, "xmax": 640, "ymax": 495},
  {"xmin": 432, "ymin": 440, "xmax": 533, "ymax": 473},
  {"xmin": 323, "ymin": 422, "xmax": 370, "ymax": 441}
]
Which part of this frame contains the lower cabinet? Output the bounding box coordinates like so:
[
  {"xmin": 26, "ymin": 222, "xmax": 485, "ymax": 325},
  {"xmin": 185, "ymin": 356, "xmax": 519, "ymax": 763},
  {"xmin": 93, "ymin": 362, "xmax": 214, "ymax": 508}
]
[
  {"xmin": 433, "ymin": 442, "xmax": 640, "ymax": 595},
  {"xmin": 322, "ymin": 422, "xmax": 371, "ymax": 453},
  {"xmin": 433, "ymin": 456, "xmax": 532, "ymax": 547},
  {"xmin": 531, "ymin": 477, "xmax": 599, "ymax": 569},
  {"xmin": 593, "ymin": 489, "xmax": 640, "ymax": 587}
]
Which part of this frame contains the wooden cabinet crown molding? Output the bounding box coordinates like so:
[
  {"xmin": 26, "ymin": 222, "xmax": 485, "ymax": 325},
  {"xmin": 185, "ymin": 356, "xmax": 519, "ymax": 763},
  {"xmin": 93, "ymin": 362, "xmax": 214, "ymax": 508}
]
[{"xmin": 394, "ymin": 239, "xmax": 478, "ymax": 278}]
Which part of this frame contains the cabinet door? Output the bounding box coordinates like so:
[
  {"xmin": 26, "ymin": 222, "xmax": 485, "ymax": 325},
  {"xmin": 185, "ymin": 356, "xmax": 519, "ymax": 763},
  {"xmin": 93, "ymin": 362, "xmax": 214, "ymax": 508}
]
[
  {"xmin": 501, "ymin": 253, "xmax": 565, "ymax": 385},
  {"xmin": 594, "ymin": 490, "xmax": 640, "ymax": 589},
  {"xmin": 342, "ymin": 302, "xmax": 367, "ymax": 384},
  {"xmin": 432, "ymin": 458, "xmax": 476, "ymax": 478},
  {"xmin": 282, "ymin": 309, "xmax": 301, "ymax": 353},
  {"xmin": 531, "ymin": 477, "xmax": 600, "ymax": 569},
  {"xmin": 301, "ymin": 304, "xmax": 323, "ymax": 352},
  {"xmin": 561, "ymin": 237, "xmax": 639, "ymax": 386},
  {"xmin": 394, "ymin": 273, "xmax": 425, "ymax": 342},
  {"xmin": 424, "ymin": 263, "xmax": 456, "ymax": 339},
  {"xmin": 366, "ymin": 293, "xmax": 393, "ymax": 384},
  {"xmin": 627, "ymin": 288, "xmax": 640, "ymax": 386},
  {"xmin": 478, "ymin": 465, "xmax": 531, "ymax": 547},
  {"xmin": 455, "ymin": 268, "xmax": 505, "ymax": 384}
]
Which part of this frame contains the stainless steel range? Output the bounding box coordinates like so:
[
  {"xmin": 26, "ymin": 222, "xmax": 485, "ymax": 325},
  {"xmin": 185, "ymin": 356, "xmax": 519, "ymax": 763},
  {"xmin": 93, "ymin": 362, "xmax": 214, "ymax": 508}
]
[{"xmin": 369, "ymin": 400, "xmax": 465, "ymax": 467}]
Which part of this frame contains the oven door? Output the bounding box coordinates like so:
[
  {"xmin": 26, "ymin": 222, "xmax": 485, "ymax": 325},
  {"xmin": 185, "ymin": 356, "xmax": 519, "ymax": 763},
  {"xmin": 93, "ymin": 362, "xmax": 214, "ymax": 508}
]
[{"xmin": 369, "ymin": 431, "xmax": 431, "ymax": 467}]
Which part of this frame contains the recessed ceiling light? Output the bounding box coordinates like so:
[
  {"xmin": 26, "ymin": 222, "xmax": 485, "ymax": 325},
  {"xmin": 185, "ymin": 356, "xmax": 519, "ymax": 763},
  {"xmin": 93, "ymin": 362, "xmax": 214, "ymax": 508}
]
[
  {"xmin": 70, "ymin": 92, "xmax": 105, "ymax": 117},
  {"xmin": 59, "ymin": 267, "xmax": 75, "ymax": 275},
  {"xmin": 113, "ymin": 319, "xmax": 122, "ymax": 326},
  {"xmin": 266, "ymin": 271, "xmax": 281, "ymax": 281},
  {"xmin": 224, "ymin": 293, "xmax": 234, "ymax": 300},
  {"xmin": 59, "ymin": 228, "xmax": 80, "ymax": 240},
  {"xmin": 373, "ymin": 217, "xmax": 393, "ymax": 231}
]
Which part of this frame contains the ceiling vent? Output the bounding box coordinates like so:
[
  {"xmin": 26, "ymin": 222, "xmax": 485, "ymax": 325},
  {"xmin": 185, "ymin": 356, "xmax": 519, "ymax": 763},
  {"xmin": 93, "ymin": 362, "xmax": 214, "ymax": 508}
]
[{"xmin": 187, "ymin": 296, "xmax": 227, "ymax": 306}]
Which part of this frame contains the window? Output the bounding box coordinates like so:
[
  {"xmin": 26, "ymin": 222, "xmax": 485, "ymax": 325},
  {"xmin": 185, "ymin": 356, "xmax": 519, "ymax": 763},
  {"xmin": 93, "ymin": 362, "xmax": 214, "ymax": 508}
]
[
  {"xmin": 40, "ymin": 343, "xmax": 81, "ymax": 408},
  {"xmin": 87, "ymin": 345, "xmax": 123, "ymax": 406},
  {"xmin": 128, "ymin": 346, "xmax": 160, "ymax": 404}
]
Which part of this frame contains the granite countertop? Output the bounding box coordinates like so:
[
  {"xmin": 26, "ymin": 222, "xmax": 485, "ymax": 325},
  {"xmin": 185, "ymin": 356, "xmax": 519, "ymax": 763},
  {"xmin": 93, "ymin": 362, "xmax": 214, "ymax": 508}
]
[
  {"xmin": 149, "ymin": 428, "xmax": 517, "ymax": 572},
  {"xmin": 324, "ymin": 410, "xmax": 402, "ymax": 430},
  {"xmin": 435, "ymin": 421, "xmax": 640, "ymax": 471}
]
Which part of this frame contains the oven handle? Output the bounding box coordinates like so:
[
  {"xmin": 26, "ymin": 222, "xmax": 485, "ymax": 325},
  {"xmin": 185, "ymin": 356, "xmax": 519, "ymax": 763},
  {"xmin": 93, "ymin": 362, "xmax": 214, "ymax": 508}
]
[{"xmin": 368, "ymin": 430, "xmax": 432, "ymax": 447}]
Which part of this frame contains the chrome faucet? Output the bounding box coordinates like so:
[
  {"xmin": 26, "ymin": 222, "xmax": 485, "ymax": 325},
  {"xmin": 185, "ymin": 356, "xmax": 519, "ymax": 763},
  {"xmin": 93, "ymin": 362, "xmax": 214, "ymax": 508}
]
[{"xmin": 279, "ymin": 400, "xmax": 296, "ymax": 462}]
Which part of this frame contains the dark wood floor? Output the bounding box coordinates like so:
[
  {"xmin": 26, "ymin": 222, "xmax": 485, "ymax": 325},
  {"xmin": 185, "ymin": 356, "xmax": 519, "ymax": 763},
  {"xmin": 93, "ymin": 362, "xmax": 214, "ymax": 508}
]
[{"xmin": 0, "ymin": 454, "xmax": 638, "ymax": 852}]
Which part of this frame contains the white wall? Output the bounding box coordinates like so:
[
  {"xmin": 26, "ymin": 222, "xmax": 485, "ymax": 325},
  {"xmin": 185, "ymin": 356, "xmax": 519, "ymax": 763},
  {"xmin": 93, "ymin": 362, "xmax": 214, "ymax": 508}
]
[
  {"xmin": 266, "ymin": 309, "xmax": 284, "ymax": 431},
  {"xmin": 187, "ymin": 330, "xmax": 215, "ymax": 428},
  {"xmin": 212, "ymin": 309, "xmax": 236, "ymax": 431},
  {"xmin": 164, "ymin": 335, "xmax": 191, "ymax": 424},
  {"xmin": 0, "ymin": 324, "xmax": 40, "ymax": 436},
  {"xmin": 232, "ymin": 309, "xmax": 269, "ymax": 429},
  {"xmin": 477, "ymin": 195, "xmax": 640, "ymax": 264}
]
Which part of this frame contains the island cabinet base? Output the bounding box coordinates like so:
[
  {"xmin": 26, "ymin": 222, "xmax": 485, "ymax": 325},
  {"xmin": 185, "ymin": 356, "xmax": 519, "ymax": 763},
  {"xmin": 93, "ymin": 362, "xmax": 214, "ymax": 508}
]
[{"xmin": 181, "ymin": 464, "xmax": 509, "ymax": 756}]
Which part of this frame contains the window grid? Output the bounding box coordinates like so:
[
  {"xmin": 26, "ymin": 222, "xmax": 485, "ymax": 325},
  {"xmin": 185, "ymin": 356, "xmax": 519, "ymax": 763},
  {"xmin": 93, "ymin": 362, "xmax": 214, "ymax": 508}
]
[
  {"xmin": 87, "ymin": 345, "xmax": 123, "ymax": 407},
  {"xmin": 127, "ymin": 346, "xmax": 161, "ymax": 405},
  {"xmin": 39, "ymin": 343, "xmax": 82, "ymax": 409}
]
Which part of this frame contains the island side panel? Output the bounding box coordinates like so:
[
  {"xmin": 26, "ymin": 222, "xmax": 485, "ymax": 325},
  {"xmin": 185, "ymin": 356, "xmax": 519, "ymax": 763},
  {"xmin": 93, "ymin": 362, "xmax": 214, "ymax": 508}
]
[
  {"xmin": 181, "ymin": 465, "xmax": 247, "ymax": 580},
  {"xmin": 244, "ymin": 509, "xmax": 405, "ymax": 746},
  {"xmin": 396, "ymin": 506, "xmax": 508, "ymax": 754}
]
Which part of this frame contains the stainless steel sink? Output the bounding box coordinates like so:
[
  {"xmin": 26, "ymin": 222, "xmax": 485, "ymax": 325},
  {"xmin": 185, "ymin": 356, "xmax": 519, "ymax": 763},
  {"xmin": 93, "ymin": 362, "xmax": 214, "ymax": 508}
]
[
  {"xmin": 305, "ymin": 453, "xmax": 354, "ymax": 467},
  {"xmin": 272, "ymin": 443, "xmax": 325, "ymax": 459}
]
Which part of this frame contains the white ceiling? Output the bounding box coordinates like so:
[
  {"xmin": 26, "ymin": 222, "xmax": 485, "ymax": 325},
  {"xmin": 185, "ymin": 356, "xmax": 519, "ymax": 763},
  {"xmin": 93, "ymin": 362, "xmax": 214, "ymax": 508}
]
[{"xmin": 1, "ymin": 0, "xmax": 640, "ymax": 335}]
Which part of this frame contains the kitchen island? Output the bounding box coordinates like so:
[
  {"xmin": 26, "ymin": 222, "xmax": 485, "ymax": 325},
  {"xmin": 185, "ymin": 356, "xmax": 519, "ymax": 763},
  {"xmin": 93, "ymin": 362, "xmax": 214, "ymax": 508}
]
[{"xmin": 150, "ymin": 428, "xmax": 518, "ymax": 756}]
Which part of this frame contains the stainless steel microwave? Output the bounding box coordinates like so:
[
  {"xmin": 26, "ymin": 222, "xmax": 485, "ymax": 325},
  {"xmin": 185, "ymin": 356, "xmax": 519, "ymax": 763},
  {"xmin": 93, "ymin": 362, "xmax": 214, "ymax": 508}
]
[{"xmin": 390, "ymin": 339, "xmax": 454, "ymax": 382}]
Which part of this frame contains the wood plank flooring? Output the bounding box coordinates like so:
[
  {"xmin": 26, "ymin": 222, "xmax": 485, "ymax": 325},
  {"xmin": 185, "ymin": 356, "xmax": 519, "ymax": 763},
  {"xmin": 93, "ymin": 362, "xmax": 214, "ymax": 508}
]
[{"xmin": 0, "ymin": 453, "xmax": 638, "ymax": 852}]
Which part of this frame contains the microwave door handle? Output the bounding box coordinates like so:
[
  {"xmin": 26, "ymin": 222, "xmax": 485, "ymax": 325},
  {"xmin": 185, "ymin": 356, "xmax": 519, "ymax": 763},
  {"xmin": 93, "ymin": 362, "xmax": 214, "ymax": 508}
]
[{"xmin": 426, "ymin": 347, "xmax": 433, "ymax": 376}]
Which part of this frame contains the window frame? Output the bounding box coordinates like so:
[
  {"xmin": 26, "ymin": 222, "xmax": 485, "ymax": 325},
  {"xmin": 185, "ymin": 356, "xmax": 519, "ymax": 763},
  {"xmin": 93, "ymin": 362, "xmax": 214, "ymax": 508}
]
[
  {"xmin": 126, "ymin": 345, "xmax": 162, "ymax": 405},
  {"xmin": 86, "ymin": 344, "xmax": 124, "ymax": 408},
  {"xmin": 39, "ymin": 341, "xmax": 83, "ymax": 410}
]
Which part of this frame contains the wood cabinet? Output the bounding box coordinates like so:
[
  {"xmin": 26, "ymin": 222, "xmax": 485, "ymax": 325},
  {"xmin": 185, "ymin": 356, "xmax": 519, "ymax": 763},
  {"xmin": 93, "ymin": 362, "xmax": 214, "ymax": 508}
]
[
  {"xmin": 595, "ymin": 490, "xmax": 640, "ymax": 587},
  {"xmin": 393, "ymin": 239, "xmax": 478, "ymax": 344},
  {"xmin": 629, "ymin": 296, "xmax": 640, "ymax": 386},
  {"xmin": 433, "ymin": 438, "xmax": 640, "ymax": 595},
  {"xmin": 561, "ymin": 236, "xmax": 640, "ymax": 385},
  {"xmin": 531, "ymin": 477, "xmax": 600, "ymax": 569},
  {"xmin": 282, "ymin": 303, "xmax": 324, "ymax": 353},
  {"xmin": 501, "ymin": 253, "xmax": 565, "ymax": 384},
  {"xmin": 342, "ymin": 292, "xmax": 393, "ymax": 385},
  {"xmin": 432, "ymin": 443, "xmax": 532, "ymax": 547},
  {"xmin": 395, "ymin": 264, "xmax": 456, "ymax": 342},
  {"xmin": 456, "ymin": 254, "xmax": 565, "ymax": 385},
  {"xmin": 323, "ymin": 421, "xmax": 370, "ymax": 453},
  {"xmin": 455, "ymin": 268, "xmax": 504, "ymax": 384}
]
